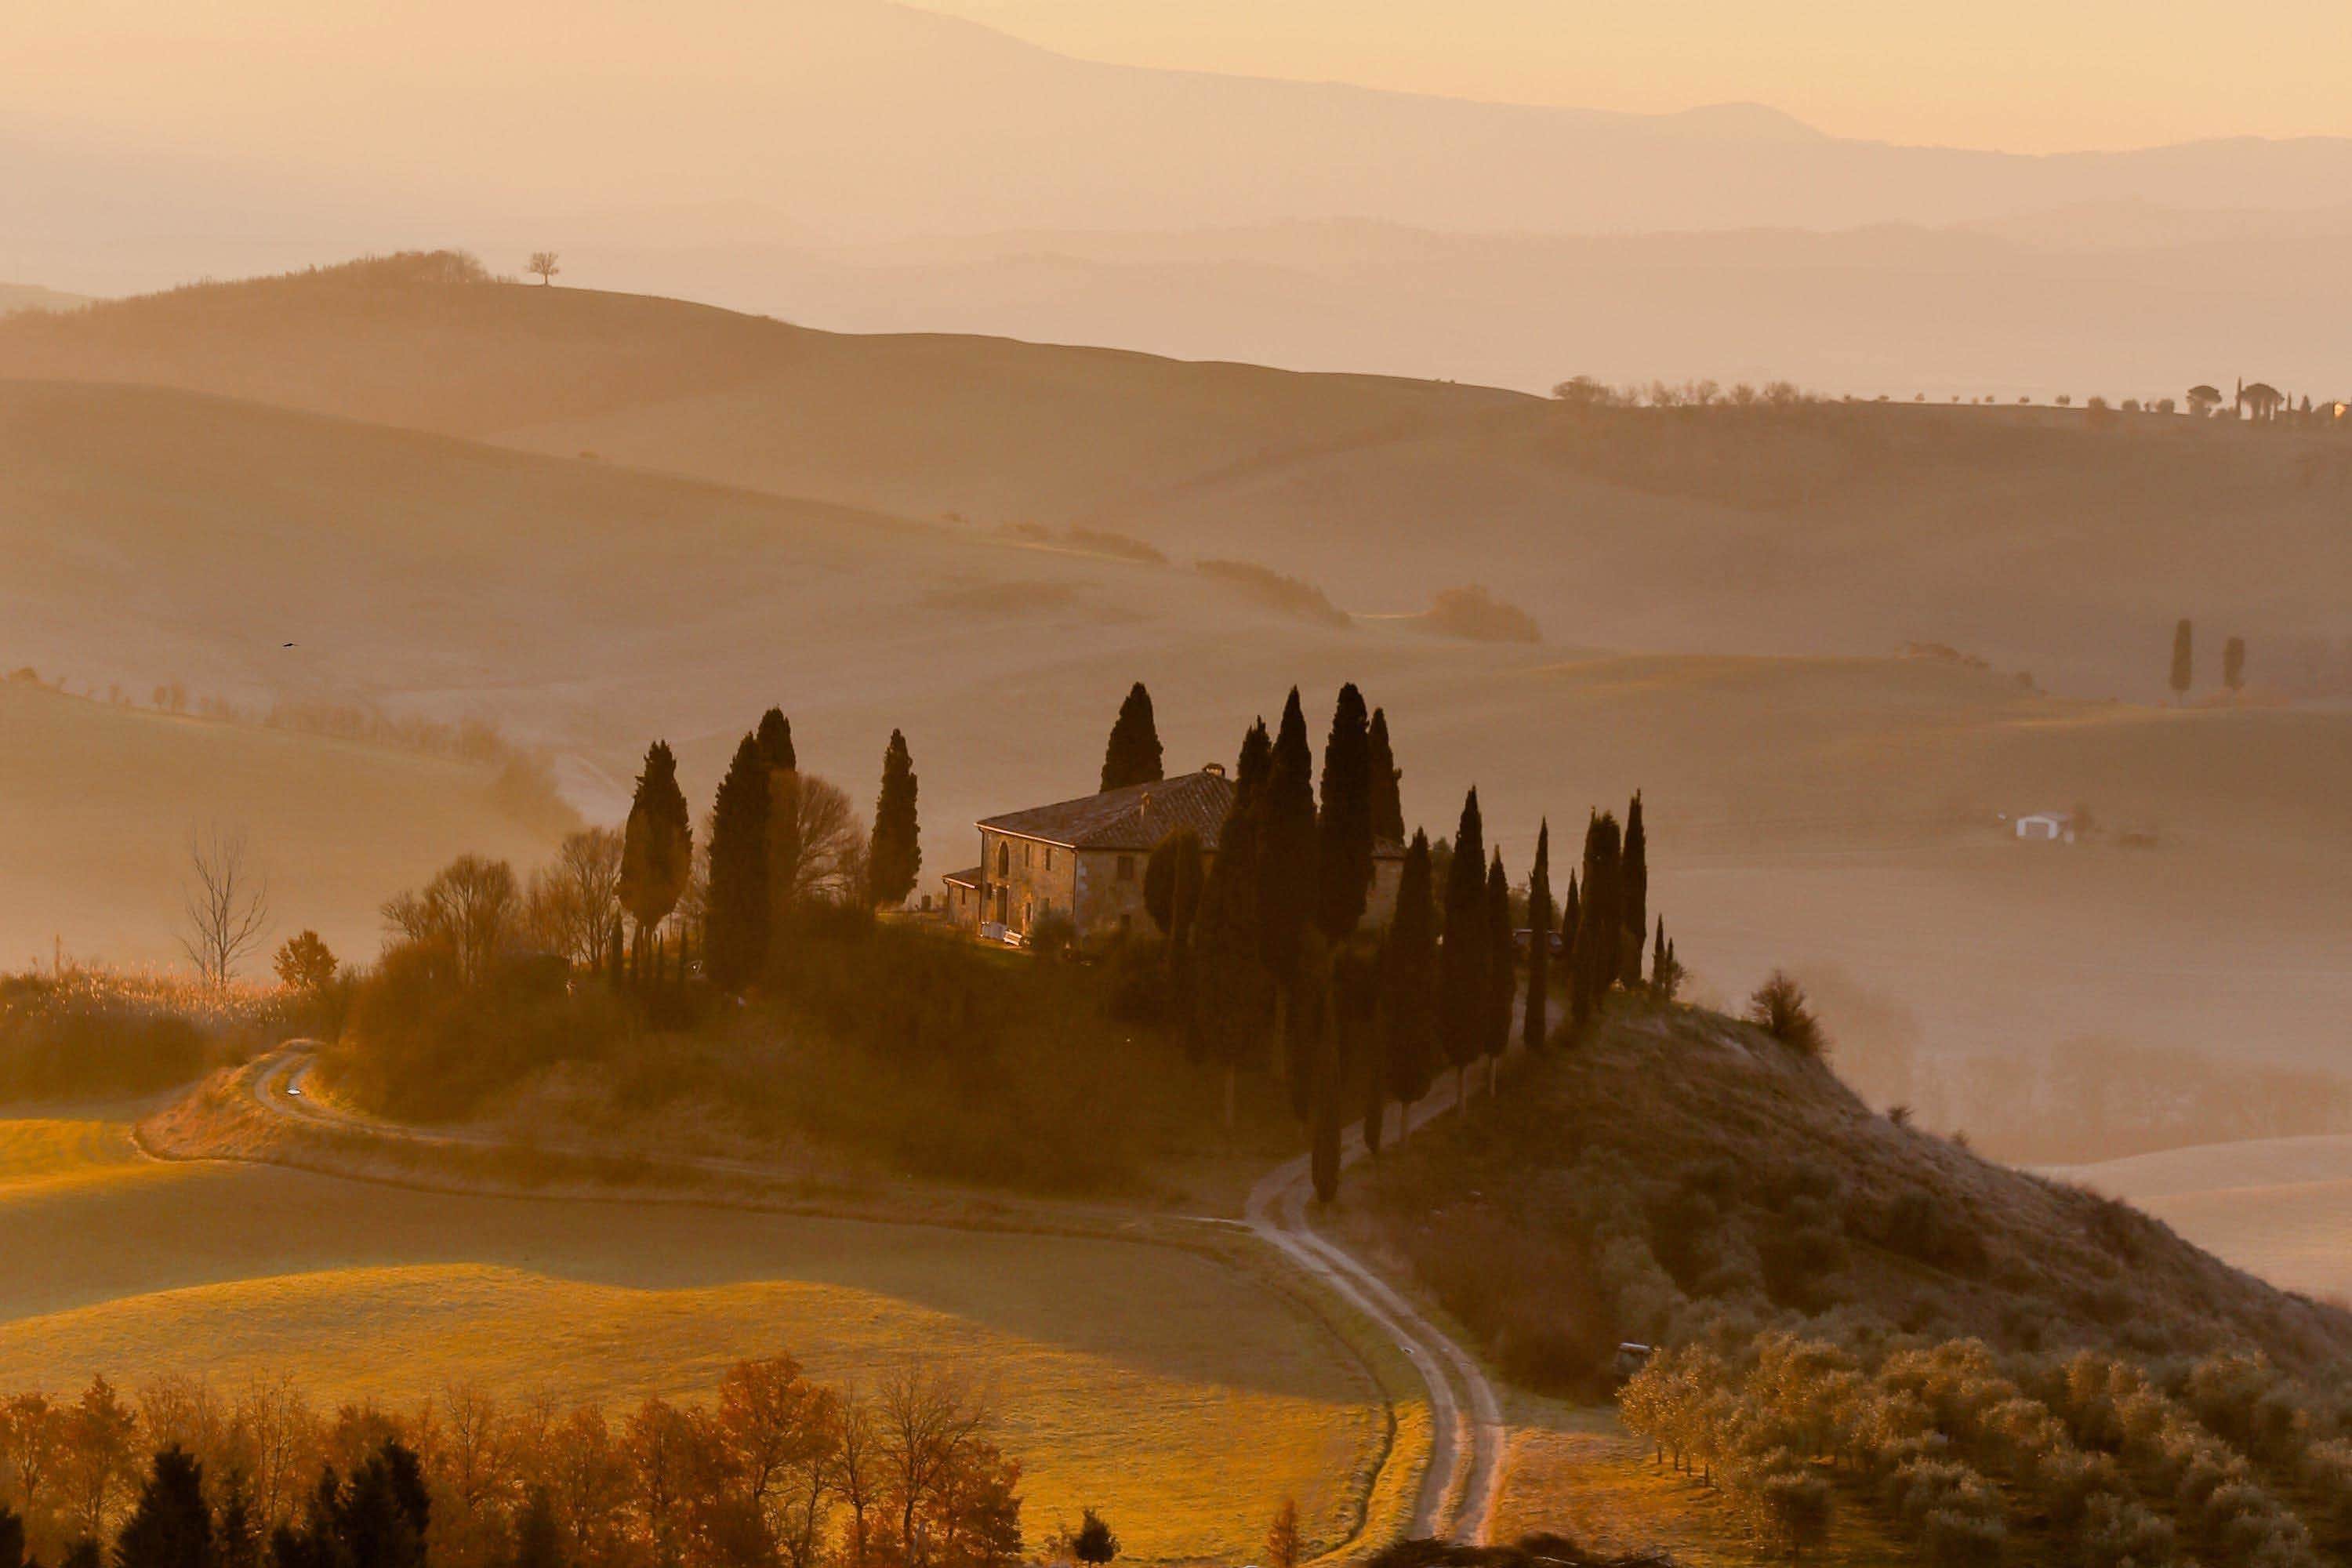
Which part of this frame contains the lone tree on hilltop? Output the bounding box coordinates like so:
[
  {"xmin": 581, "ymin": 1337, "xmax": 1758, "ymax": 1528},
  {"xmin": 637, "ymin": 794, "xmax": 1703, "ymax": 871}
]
[
  {"xmin": 868, "ymin": 729, "xmax": 921, "ymax": 908},
  {"xmin": 1438, "ymin": 788, "xmax": 1488, "ymax": 1100},
  {"xmin": 2169, "ymin": 619, "xmax": 2194, "ymax": 703},
  {"xmin": 620, "ymin": 740, "xmax": 692, "ymax": 984},
  {"xmin": 705, "ymin": 731, "xmax": 775, "ymax": 989},
  {"xmin": 2187, "ymin": 384, "xmax": 2223, "ymax": 417},
  {"xmin": 527, "ymin": 251, "xmax": 560, "ymax": 286},
  {"xmin": 1367, "ymin": 707, "xmax": 1406, "ymax": 844},
  {"xmin": 1523, "ymin": 820, "xmax": 1552, "ymax": 1051},
  {"xmin": 2223, "ymin": 635, "xmax": 2248, "ymax": 695},
  {"xmin": 1099, "ymin": 682, "xmax": 1163, "ymax": 792},
  {"xmin": 1372, "ymin": 829, "xmax": 1439, "ymax": 1153}
]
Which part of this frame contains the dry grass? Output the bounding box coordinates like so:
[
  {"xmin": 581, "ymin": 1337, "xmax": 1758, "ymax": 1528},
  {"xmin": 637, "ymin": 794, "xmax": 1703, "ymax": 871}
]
[
  {"xmin": 0, "ymin": 1094, "xmax": 1403, "ymax": 1565},
  {"xmin": 2051, "ymin": 1136, "xmax": 2352, "ymax": 1305},
  {"xmin": 0, "ymin": 681, "xmax": 569, "ymax": 971},
  {"xmin": 1492, "ymin": 1406, "xmax": 1911, "ymax": 1566},
  {"xmin": 1364, "ymin": 1004, "xmax": 2352, "ymax": 1392}
]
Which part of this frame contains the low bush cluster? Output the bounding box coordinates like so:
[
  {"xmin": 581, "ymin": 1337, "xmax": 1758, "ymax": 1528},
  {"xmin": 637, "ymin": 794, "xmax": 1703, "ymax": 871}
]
[
  {"xmin": 1623, "ymin": 1331, "xmax": 2352, "ymax": 1568},
  {"xmin": 0, "ymin": 968, "xmax": 292, "ymax": 1102}
]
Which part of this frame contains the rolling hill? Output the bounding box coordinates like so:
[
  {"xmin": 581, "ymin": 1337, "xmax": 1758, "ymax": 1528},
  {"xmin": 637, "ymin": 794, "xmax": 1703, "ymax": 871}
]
[
  {"xmin": 0, "ymin": 678, "xmax": 572, "ymax": 972},
  {"xmin": 6, "ymin": 260, "xmax": 2349, "ymax": 706},
  {"xmin": 6, "ymin": 371, "xmax": 2350, "ymax": 1077},
  {"xmin": 13, "ymin": 0, "xmax": 2352, "ymax": 276}
]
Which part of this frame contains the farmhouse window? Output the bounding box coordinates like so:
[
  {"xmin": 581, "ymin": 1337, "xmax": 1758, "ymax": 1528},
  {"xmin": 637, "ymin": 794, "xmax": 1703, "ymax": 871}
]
[{"xmin": 1116, "ymin": 855, "xmax": 1136, "ymax": 881}]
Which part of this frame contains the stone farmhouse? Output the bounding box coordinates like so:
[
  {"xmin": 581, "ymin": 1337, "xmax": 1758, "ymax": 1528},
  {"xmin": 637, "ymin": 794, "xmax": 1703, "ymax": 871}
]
[{"xmin": 942, "ymin": 767, "xmax": 1405, "ymax": 945}]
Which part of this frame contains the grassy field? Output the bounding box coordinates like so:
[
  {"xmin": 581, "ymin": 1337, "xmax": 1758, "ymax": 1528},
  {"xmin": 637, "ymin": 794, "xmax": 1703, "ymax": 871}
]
[
  {"xmin": 2049, "ymin": 1134, "xmax": 2352, "ymax": 1305},
  {"xmin": 0, "ymin": 680, "xmax": 571, "ymax": 972},
  {"xmin": 0, "ymin": 1104, "xmax": 1391, "ymax": 1563},
  {"xmin": 0, "ymin": 1115, "xmax": 166, "ymax": 1197},
  {"xmin": 1492, "ymin": 1405, "xmax": 1911, "ymax": 1566}
]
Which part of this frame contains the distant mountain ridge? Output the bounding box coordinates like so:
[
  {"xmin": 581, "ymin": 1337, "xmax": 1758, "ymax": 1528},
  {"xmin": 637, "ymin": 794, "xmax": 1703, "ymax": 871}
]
[{"xmin": 8, "ymin": 0, "xmax": 2352, "ymax": 299}]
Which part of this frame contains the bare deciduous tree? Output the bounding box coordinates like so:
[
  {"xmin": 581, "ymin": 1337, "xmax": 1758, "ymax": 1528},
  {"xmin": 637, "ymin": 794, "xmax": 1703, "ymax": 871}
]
[
  {"xmin": 769, "ymin": 773, "xmax": 869, "ymax": 916},
  {"xmin": 180, "ymin": 826, "xmax": 270, "ymax": 986},
  {"xmin": 527, "ymin": 826, "xmax": 626, "ymax": 967},
  {"xmin": 381, "ymin": 855, "xmax": 521, "ymax": 988},
  {"xmin": 527, "ymin": 251, "xmax": 561, "ymax": 286}
]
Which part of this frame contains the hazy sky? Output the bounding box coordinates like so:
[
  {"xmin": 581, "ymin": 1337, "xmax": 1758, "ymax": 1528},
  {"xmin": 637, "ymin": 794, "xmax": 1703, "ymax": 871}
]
[{"xmin": 919, "ymin": 0, "xmax": 2352, "ymax": 151}]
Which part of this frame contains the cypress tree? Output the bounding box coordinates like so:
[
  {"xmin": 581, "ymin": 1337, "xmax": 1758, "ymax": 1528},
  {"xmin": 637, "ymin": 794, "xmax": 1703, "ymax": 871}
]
[
  {"xmin": 1236, "ymin": 717, "xmax": 1272, "ymax": 798},
  {"xmin": 1261, "ymin": 690, "xmax": 1320, "ymax": 1119},
  {"xmin": 1308, "ymin": 960, "xmax": 1343, "ymax": 1203},
  {"xmin": 1312, "ymin": 684, "xmax": 1377, "ymax": 1157},
  {"xmin": 115, "ymin": 1447, "xmax": 212, "ymax": 1568},
  {"xmin": 1315, "ymin": 684, "xmax": 1374, "ymax": 941},
  {"xmin": 1561, "ymin": 869, "xmax": 1579, "ymax": 974},
  {"xmin": 1483, "ymin": 851, "xmax": 1512, "ymax": 1091},
  {"xmin": 1570, "ymin": 811, "xmax": 1622, "ymax": 1033},
  {"xmin": 2223, "ymin": 635, "xmax": 2248, "ymax": 694},
  {"xmin": 1373, "ymin": 829, "xmax": 1438, "ymax": 1151},
  {"xmin": 2169, "ymin": 618, "xmax": 2194, "ymax": 702},
  {"xmin": 1100, "ymin": 682, "xmax": 1165, "ymax": 792},
  {"xmin": 1621, "ymin": 792, "xmax": 1648, "ymax": 987},
  {"xmin": 511, "ymin": 1490, "xmax": 563, "ymax": 1568},
  {"xmin": 1143, "ymin": 829, "xmax": 1205, "ymax": 937},
  {"xmin": 755, "ymin": 709, "xmax": 796, "ymax": 771},
  {"xmin": 1523, "ymin": 820, "xmax": 1552, "ymax": 1051},
  {"xmin": 704, "ymin": 732, "xmax": 772, "ymax": 989},
  {"xmin": 619, "ymin": 741, "xmax": 692, "ymax": 986},
  {"xmin": 218, "ymin": 1472, "xmax": 260, "ymax": 1568},
  {"xmin": 1367, "ymin": 707, "xmax": 1406, "ymax": 845},
  {"xmin": 868, "ymin": 729, "xmax": 921, "ymax": 907},
  {"xmin": 1650, "ymin": 915, "xmax": 1671, "ymax": 995},
  {"xmin": 1437, "ymin": 788, "xmax": 1487, "ymax": 1099},
  {"xmin": 1193, "ymin": 722, "xmax": 1274, "ymax": 1127}
]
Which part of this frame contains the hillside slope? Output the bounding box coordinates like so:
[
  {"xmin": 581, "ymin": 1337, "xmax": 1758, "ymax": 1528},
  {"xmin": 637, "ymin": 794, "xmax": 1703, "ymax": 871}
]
[
  {"xmin": 0, "ymin": 681, "xmax": 570, "ymax": 971},
  {"xmin": 1355, "ymin": 1006, "xmax": 2352, "ymax": 1390},
  {"xmin": 6, "ymin": 261, "xmax": 2346, "ymax": 700},
  {"xmin": 7, "ymin": 374, "xmax": 2350, "ymax": 1062}
]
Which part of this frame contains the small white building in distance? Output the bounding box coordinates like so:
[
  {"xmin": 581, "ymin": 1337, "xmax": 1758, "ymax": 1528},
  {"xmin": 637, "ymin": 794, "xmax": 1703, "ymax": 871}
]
[{"xmin": 2015, "ymin": 811, "xmax": 2076, "ymax": 844}]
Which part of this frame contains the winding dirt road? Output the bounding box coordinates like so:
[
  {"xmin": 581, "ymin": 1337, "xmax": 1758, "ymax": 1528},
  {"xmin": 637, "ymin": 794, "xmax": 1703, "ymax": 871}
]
[{"xmin": 242, "ymin": 1044, "xmax": 1509, "ymax": 1542}]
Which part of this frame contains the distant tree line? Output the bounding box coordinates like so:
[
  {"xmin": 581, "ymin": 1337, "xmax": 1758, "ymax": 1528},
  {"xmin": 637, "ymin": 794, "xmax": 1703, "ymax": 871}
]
[{"xmin": 0, "ymin": 1360, "xmax": 1022, "ymax": 1568}]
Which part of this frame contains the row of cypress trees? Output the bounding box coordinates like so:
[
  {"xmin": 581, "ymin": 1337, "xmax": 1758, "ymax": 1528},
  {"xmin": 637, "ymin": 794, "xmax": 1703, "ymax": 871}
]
[
  {"xmin": 621, "ymin": 710, "xmax": 924, "ymax": 994},
  {"xmin": 1126, "ymin": 677, "xmax": 1668, "ymax": 1204}
]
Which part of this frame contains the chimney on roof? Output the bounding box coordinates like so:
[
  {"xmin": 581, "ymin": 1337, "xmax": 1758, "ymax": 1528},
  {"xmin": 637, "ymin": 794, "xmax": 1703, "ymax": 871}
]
[{"xmin": 1201, "ymin": 762, "xmax": 1226, "ymax": 778}]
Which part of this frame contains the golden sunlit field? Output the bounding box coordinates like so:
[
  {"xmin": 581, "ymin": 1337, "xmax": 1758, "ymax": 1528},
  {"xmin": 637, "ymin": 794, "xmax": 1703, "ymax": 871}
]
[
  {"xmin": 1493, "ymin": 1407, "xmax": 1910, "ymax": 1566},
  {"xmin": 0, "ymin": 1103, "xmax": 1396, "ymax": 1564}
]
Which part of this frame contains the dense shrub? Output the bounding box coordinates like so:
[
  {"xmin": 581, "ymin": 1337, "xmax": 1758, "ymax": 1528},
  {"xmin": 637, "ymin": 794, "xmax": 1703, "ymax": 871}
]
[
  {"xmin": 332, "ymin": 945, "xmax": 633, "ymax": 1121},
  {"xmin": 0, "ymin": 970, "xmax": 286, "ymax": 1100}
]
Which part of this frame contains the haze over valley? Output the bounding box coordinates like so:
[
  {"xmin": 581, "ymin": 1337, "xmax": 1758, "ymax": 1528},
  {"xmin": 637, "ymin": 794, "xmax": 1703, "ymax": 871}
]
[{"xmin": 6, "ymin": 8, "xmax": 2352, "ymax": 1567}]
